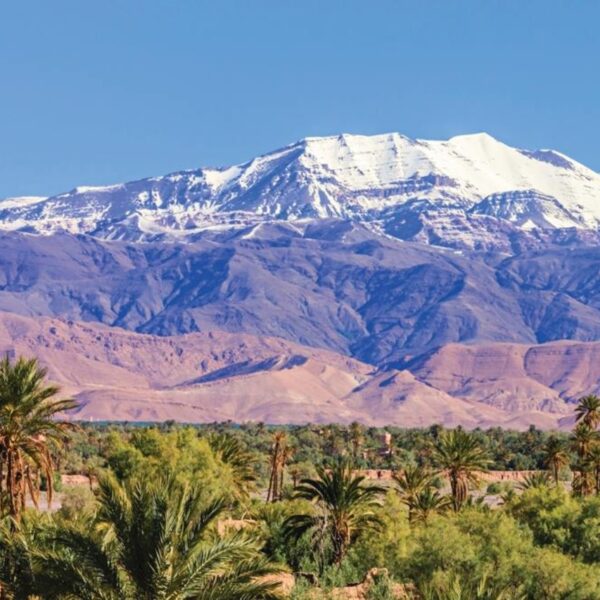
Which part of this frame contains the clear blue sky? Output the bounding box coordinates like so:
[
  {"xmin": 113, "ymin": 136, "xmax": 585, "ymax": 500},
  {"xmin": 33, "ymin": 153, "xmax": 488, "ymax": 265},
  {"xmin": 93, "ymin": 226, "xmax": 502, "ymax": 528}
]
[{"xmin": 1, "ymin": 1, "xmax": 599, "ymax": 198}]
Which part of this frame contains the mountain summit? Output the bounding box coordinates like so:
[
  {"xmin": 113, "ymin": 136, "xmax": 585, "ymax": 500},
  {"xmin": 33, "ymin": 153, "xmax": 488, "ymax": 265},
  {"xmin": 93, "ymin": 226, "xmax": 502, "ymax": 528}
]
[
  {"xmin": 1, "ymin": 132, "xmax": 600, "ymax": 425},
  {"xmin": 2, "ymin": 132, "xmax": 600, "ymax": 248}
]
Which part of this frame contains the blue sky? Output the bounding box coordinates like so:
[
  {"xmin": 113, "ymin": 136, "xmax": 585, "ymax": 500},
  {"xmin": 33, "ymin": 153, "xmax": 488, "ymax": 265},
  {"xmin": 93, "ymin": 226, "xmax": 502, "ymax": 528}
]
[{"xmin": 1, "ymin": 1, "xmax": 599, "ymax": 198}]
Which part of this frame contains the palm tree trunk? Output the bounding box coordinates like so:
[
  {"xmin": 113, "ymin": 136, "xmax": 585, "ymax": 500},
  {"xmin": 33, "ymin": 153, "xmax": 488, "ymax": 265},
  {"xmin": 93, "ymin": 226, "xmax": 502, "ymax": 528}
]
[
  {"xmin": 7, "ymin": 450, "xmax": 17, "ymax": 519},
  {"xmin": 267, "ymin": 439, "xmax": 281, "ymax": 502},
  {"xmin": 278, "ymin": 462, "xmax": 284, "ymax": 501},
  {"xmin": 0, "ymin": 456, "xmax": 4, "ymax": 514},
  {"xmin": 332, "ymin": 530, "xmax": 346, "ymax": 566},
  {"xmin": 450, "ymin": 472, "xmax": 460, "ymax": 511},
  {"xmin": 266, "ymin": 465, "xmax": 275, "ymax": 502}
]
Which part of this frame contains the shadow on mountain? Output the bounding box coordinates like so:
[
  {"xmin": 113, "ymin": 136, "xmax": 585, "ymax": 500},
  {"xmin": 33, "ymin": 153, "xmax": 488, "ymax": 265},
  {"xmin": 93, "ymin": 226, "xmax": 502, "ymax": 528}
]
[{"xmin": 182, "ymin": 354, "xmax": 309, "ymax": 386}]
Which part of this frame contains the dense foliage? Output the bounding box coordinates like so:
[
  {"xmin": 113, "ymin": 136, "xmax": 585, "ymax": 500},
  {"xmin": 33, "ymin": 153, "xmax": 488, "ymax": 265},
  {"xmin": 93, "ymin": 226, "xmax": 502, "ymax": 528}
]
[
  {"xmin": 2, "ymin": 356, "xmax": 600, "ymax": 598},
  {"xmin": 60, "ymin": 420, "xmax": 571, "ymax": 480}
]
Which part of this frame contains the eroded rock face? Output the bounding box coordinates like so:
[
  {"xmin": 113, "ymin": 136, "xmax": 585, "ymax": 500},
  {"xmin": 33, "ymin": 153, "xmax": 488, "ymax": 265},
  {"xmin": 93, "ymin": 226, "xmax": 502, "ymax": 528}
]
[
  {"xmin": 409, "ymin": 341, "xmax": 600, "ymax": 413},
  {"xmin": 1, "ymin": 311, "xmax": 599, "ymax": 429},
  {"xmin": 2, "ymin": 226, "xmax": 600, "ymax": 370}
]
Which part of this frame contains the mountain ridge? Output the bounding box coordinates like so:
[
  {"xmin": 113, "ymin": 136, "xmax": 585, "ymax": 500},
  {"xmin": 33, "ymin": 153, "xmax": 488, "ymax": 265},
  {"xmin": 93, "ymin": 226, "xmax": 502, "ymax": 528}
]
[
  {"xmin": 2, "ymin": 131, "xmax": 600, "ymax": 250},
  {"xmin": 1, "ymin": 310, "xmax": 596, "ymax": 429},
  {"xmin": 1, "ymin": 131, "xmax": 600, "ymax": 427},
  {"xmin": 1, "ymin": 224, "xmax": 600, "ymax": 367}
]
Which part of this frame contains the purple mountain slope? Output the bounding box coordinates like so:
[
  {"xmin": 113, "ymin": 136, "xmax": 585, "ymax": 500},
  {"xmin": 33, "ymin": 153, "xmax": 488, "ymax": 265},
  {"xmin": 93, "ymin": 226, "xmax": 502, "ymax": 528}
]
[
  {"xmin": 0, "ymin": 221, "xmax": 599, "ymax": 367},
  {"xmin": 1, "ymin": 131, "xmax": 600, "ymax": 425}
]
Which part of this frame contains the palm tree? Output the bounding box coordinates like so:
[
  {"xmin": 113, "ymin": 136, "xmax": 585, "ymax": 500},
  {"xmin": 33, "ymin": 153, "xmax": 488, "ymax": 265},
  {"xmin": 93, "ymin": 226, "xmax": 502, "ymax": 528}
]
[
  {"xmin": 518, "ymin": 472, "xmax": 551, "ymax": 490},
  {"xmin": 349, "ymin": 421, "xmax": 364, "ymax": 463},
  {"xmin": 572, "ymin": 422, "xmax": 597, "ymax": 457},
  {"xmin": 283, "ymin": 460, "xmax": 383, "ymax": 567},
  {"xmin": 324, "ymin": 425, "xmax": 346, "ymax": 458},
  {"xmin": 541, "ymin": 436, "xmax": 569, "ymax": 486},
  {"xmin": 0, "ymin": 355, "xmax": 77, "ymax": 519},
  {"xmin": 588, "ymin": 444, "xmax": 600, "ymax": 494},
  {"xmin": 411, "ymin": 487, "xmax": 451, "ymax": 523},
  {"xmin": 575, "ymin": 395, "xmax": 600, "ymax": 429},
  {"xmin": 35, "ymin": 473, "xmax": 282, "ymax": 599},
  {"xmin": 572, "ymin": 465, "xmax": 593, "ymax": 497},
  {"xmin": 571, "ymin": 423, "xmax": 597, "ymax": 496},
  {"xmin": 266, "ymin": 431, "xmax": 287, "ymax": 503},
  {"xmin": 393, "ymin": 465, "xmax": 436, "ymax": 523},
  {"xmin": 421, "ymin": 570, "xmax": 526, "ymax": 600},
  {"xmin": 208, "ymin": 433, "xmax": 257, "ymax": 501},
  {"xmin": 0, "ymin": 514, "xmax": 41, "ymax": 599},
  {"xmin": 431, "ymin": 429, "xmax": 490, "ymax": 511}
]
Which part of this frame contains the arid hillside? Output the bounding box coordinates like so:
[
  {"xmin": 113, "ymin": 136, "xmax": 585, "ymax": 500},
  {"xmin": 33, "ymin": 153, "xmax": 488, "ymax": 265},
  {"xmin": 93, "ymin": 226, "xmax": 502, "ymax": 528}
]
[{"xmin": 0, "ymin": 311, "xmax": 597, "ymax": 429}]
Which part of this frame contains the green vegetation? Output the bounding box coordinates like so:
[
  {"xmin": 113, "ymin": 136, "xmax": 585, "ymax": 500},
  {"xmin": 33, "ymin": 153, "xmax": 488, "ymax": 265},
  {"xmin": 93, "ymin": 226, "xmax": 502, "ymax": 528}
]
[
  {"xmin": 393, "ymin": 466, "xmax": 449, "ymax": 524},
  {"xmin": 37, "ymin": 474, "xmax": 281, "ymax": 599},
  {"xmin": 430, "ymin": 428, "xmax": 491, "ymax": 511},
  {"xmin": 2, "ymin": 355, "xmax": 600, "ymax": 598},
  {"xmin": 0, "ymin": 356, "xmax": 77, "ymax": 519},
  {"xmin": 283, "ymin": 460, "xmax": 384, "ymax": 568}
]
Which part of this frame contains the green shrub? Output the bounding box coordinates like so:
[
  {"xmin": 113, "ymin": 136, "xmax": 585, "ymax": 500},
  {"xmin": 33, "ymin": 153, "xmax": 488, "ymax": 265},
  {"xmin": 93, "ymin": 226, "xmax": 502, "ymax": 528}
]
[
  {"xmin": 486, "ymin": 482, "xmax": 502, "ymax": 494},
  {"xmin": 58, "ymin": 485, "xmax": 96, "ymax": 520}
]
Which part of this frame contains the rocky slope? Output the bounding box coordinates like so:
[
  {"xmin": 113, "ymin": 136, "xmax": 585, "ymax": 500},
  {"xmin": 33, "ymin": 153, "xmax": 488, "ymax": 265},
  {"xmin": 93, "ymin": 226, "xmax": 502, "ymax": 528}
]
[
  {"xmin": 1, "ymin": 225, "xmax": 600, "ymax": 369},
  {"xmin": 2, "ymin": 311, "xmax": 597, "ymax": 429}
]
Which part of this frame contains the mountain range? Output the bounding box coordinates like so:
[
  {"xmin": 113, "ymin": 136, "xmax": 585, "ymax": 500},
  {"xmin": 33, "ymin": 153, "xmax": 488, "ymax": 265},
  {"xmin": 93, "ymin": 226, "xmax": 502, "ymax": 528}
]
[
  {"xmin": 0, "ymin": 311, "xmax": 595, "ymax": 429},
  {"xmin": 4, "ymin": 132, "xmax": 600, "ymax": 247},
  {"xmin": 2, "ymin": 131, "xmax": 600, "ymax": 427}
]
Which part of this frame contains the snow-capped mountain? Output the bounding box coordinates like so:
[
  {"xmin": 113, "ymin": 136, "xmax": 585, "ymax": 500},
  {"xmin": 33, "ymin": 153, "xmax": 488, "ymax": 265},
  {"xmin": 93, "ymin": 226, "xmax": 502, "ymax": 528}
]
[
  {"xmin": 2, "ymin": 132, "xmax": 600, "ymax": 248},
  {"xmin": 4, "ymin": 132, "xmax": 600, "ymax": 427}
]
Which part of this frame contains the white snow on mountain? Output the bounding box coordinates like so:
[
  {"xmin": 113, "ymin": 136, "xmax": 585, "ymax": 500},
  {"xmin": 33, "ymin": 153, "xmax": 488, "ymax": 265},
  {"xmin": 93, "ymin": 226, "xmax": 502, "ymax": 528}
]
[
  {"xmin": 1, "ymin": 132, "xmax": 600, "ymax": 242},
  {"xmin": 0, "ymin": 196, "xmax": 48, "ymax": 209}
]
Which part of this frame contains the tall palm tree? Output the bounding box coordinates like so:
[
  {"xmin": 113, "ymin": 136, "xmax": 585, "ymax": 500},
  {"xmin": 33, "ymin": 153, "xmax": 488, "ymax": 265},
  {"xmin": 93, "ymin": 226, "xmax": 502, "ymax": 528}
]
[
  {"xmin": 588, "ymin": 444, "xmax": 600, "ymax": 495},
  {"xmin": 575, "ymin": 395, "xmax": 600, "ymax": 429},
  {"xmin": 0, "ymin": 355, "xmax": 77, "ymax": 519},
  {"xmin": 571, "ymin": 422, "xmax": 597, "ymax": 457},
  {"xmin": 266, "ymin": 431, "xmax": 287, "ymax": 503},
  {"xmin": 323, "ymin": 425, "xmax": 344, "ymax": 457},
  {"xmin": 541, "ymin": 436, "xmax": 569, "ymax": 486},
  {"xmin": 431, "ymin": 429, "xmax": 490, "ymax": 511},
  {"xmin": 571, "ymin": 423, "xmax": 597, "ymax": 496},
  {"xmin": 283, "ymin": 460, "xmax": 383, "ymax": 567},
  {"xmin": 349, "ymin": 421, "xmax": 364, "ymax": 463},
  {"xmin": 35, "ymin": 473, "xmax": 282, "ymax": 600}
]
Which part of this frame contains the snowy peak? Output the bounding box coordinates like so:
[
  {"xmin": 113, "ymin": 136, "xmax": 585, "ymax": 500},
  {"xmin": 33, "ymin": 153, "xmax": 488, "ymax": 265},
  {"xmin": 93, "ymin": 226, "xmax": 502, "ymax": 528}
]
[
  {"xmin": 471, "ymin": 190, "xmax": 583, "ymax": 230},
  {"xmin": 1, "ymin": 131, "xmax": 600, "ymax": 245}
]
